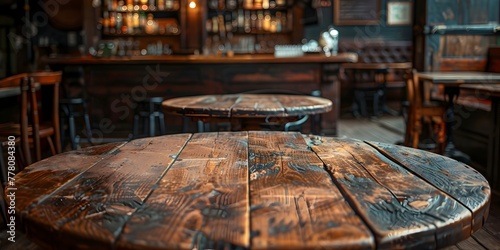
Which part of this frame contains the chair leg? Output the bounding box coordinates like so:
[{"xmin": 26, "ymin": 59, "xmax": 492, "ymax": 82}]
[
  {"xmin": 133, "ymin": 114, "xmax": 140, "ymax": 139},
  {"xmin": 411, "ymin": 114, "xmax": 422, "ymax": 149},
  {"xmin": 197, "ymin": 121, "xmax": 205, "ymax": 132},
  {"xmin": 149, "ymin": 113, "xmax": 155, "ymax": 137},
  {"xmin": 69, "ymin": 115, "xmax": 77, "ymax": 150},
  {"xmin": 47, "ymin": 137, "xmax": 56, "ymax": 156},
  {"xmin": 83, "ymin": 103, "xmax": 93, "ymax": 145},
  {"xmin": 373, "ymin": 92, "xmax": 380, "ymax": 117},
  {"xmin": 158, "ymin": 112, "xmax": 166, "ymax": 135}
]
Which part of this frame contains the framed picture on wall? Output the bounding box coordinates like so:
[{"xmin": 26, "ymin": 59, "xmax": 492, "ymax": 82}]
[
  {"xmin": 387, "ymin": 1, "xmax": 412, "ymax": 25},
  {"xmin": 334, "ymin": 0, "xmax": 380, "ymax": 25}
]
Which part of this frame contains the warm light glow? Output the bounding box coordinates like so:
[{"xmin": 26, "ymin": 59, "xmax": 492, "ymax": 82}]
[{"xmin": 189, "ymin": 0, "xmax": 196, "ymax": 8}]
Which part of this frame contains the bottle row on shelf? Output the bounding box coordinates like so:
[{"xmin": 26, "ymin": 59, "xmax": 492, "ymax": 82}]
[
  {"xmin": 206, "ymin": 10, "xmax": 290, "ymax": 35},
  {"xmin": 103, "ymin": 0, "xmax": 179, "ymax": 12},
  {"xmin": 207, "ymin": 0, "xmax": 292, "ymax": 10},
  {"xmin": 90, "ymin": 38, "xmax": 173, "ymax": 57},
  {"xmin": 101, "ymin": 11, "xmax": 180, "ymax": 35}
]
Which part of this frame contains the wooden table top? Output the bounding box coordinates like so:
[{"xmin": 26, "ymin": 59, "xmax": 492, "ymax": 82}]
[
  {"xmin": 417, "ymin": 71, "xmax": 500, "ymax": 86},
  {"xmin": 11, "ymin": 131, "xmax": 490, "ymax": 250},
  {"xmin": 460, "ymin": 83, "xmax": 500, "ymax": 97},
  {"xmin": 162, "ymin": 94, "xmax": 333, "ymax": 118}
]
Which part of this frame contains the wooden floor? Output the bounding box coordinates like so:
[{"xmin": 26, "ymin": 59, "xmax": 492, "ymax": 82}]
[{"xmin": 1, "ymin": 115, "xmax": 499, "ymax": 249}]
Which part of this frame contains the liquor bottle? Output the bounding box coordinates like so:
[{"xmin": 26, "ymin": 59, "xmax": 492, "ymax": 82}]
[
  {"xmin": 139, "ymin": 12, "xmax": 147, "ymax": 30},
  {"xmin": 237, "ymin": 9, "xmax": 244, "ymax": 31},
  {"xmin": 133, "ymin": 13, "xmax": 140, "ymax": 33},
  {"xmin": 244, "ymin": 11, "xmax": 251, "ymax": 33},
  {"xmin": 165, "ymin": 0, "xmax": 174, "ymax": 9},
  {"xmin": 225, "ymin": 13, "xmax": 232, "ymax": 33},
  {"xmin": 250, "ymin": 11, "xmax": 257, "ymax": 31},
  {"xmin": 254, "ymin": 0, "xmax": 262, "ymax": 8},
  {"xmin": 158, "ymin": 0, "xmax": 165, "ymax": 10},
  {"xmin": 244, "ymin": 0, "xmax": 252, "ymax": 9},
  {"xmin": 218, "ymin": 0, "xmax": 225, "ymax": 10},
  {"xmin": 206, "ymin": 18, "xmax": 212, "ymax": 33},
  {"xmin": 209, "ymin": 0, "xmax": 218, "ymax": 9},
  {"xmin": 256, "ymin": 11, "xmax": 263, "ymax": 31},
  {"xmin": 145, "ymin": 13, "xmax": 156, "ymax": 34},
  {"xmin": 109, "ymin": 12, "xmax": 116, "ymax": 34},
  {"xmin": 103, "ymin": 12, "xmax": 110, "ymax": 34},
  {"xmin": 231, "ymin": 11, "xmax": 238, "ymax": 32},
  {"xmin": 263, "ymin": 11, "xmax": 271, "ymax": 31},
  {"xmin": 149, "ymin": 0, "xmax": 156, "ymax": 10},
  {"xmin": 116, "ymin": 13, "xmax": 123, "ymax": 33},
  {"xmin": 262, "ymin": 0, "xmax": 269, "ymax": 9},
  {"xmin": 126, "ymin": 13, "xmax": 134, "ymax": 34},
  {"xmin": 227, "ymin": 0, "xmax": 237, "ymax": 10}
]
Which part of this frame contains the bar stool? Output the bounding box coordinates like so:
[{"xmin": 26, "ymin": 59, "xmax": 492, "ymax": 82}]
[
  {"xmin": 59, "ymin": 66, "xmax": 93, "ymax": 150},
  {"xmin": 132, "ymin": 97, "xmax": 166, "ymax": 138}
]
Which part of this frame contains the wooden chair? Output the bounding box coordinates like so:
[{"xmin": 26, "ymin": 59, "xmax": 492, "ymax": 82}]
[
  {"xmin": 404, "ymin": 69, "xmax": 446, "ymax": 154},
  {"xmin": 0, "ymin": 74, "xmax": 29, "ymax": 171},
  {"xmin": 0, "ymin": 71, "xmax": 62, "ymax": 165}
]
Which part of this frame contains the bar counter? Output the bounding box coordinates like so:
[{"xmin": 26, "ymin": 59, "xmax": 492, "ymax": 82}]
[
  {"xmin": 44, "ymin": 53, "xmax": 358, "ymax": 64},
  {"xmin": 44, "ymin": 53, "xmax": 357, "ymax": 138}
]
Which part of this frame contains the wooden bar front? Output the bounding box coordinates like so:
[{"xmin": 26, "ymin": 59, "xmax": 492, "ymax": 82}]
[{"xmin": 44, "ymin": 53, "xmax": 357, "ymax": 138}]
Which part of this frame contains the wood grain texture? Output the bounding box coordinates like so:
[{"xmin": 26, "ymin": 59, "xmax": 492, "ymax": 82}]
[
  {"xmin": 367, "ymin": 141, "xmax": 491, "ymax": 233},
  {"xmin": 248, "ymin": 131, "xmax": 373, "ymax": 249},
  {"xmin": 162, "ymin": 94, "xmax": 332, "ymax": 118},
  {"xmin": 117, "ymin": 132, "xmax": 249, "ymax": 250},
  {"xmin": 308, "ymin": 136, "xmax": 472, "ymax": 249},
  {"xmin": 23, "ymin": 135, "xmax": 191, "ymax": 249},
  {"xmin": 11, "ymin": 132, "xmax": 491, "ymax": 250},
  {"xmin": 14, "ymin": 142, "xmax": 124, "ymax": 216}
]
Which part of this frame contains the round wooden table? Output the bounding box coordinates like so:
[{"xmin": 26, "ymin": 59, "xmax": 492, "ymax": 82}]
[
  {"xmin": 162, "ymin": 94, "xmax": 333, "ymax": 132},
  {"xmin": 11, "ymin": 131, "xmax": 490, "ymax": 249}
]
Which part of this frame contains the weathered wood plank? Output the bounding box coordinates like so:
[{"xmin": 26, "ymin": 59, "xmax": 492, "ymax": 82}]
[
  {"xmin": 231, "ymin": 94, "xmax": 286, "ymax": 117},
  {"xmin": 13, "ymin": 142, "xmax": 124, "ymax": 216},
  {"xmin": 116, "ymin": 132, "xmax": 249, "ymax": 250},
  {"xmin": 163, "ymin": 95, "xmax": 238, "ymax": 117},
  {"xmin": 249, "ymin": 131, "xmax": 373, "ymax": 249},
  {"xmin": 439, "ymin": 245, "xmax": 461, "ymax": 250},
  {"xmin": 22, "ymin": 135, "xmax": 191, "ymax": 249},
  {"xmin": 367, "ymin": 141, "xmax": 491, "ymax": 233},
  {"xmin": 275, "ymin": 94, "xmax": 332, "ymax": 116},
  {"xmin": 471, "ymin": 229, "xmax": 500, "ymax": 249},
  {"xmin": 308, "ymin": 136, "xmax": 471, "ymax": 249},
  {"xmin": 456, "ymin": 236, "xmax": 487, "ymax": 250}
]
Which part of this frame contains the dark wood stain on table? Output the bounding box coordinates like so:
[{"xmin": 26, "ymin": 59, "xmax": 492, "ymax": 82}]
[
  {"xmin": 10, "ymin": 132, "xmax": 490, "ymax": 250},
  {"xmin": 163, "ymin": 94, "xmax": 333, "ymax": 118}
]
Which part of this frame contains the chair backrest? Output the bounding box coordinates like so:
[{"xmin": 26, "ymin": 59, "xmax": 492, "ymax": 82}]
[
  {"xmin": 26, "ymin": 71, "xmax": 63, "ymax": 162},
  {"xmin": 0, "ymin": 74, "xmax": 31, "ymax": 163},
  {"xmin": 0, "ymin": 73, "xmax": 27, "ymax": 88},
  {"xmin": 405, "ymin": 69, "xmax": 423, "ymax": 109}
]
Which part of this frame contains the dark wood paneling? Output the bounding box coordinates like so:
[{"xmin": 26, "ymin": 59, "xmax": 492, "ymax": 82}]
[{"xmin": 47, "ymin": 56, "xmax": 349, "ymax": 137}]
